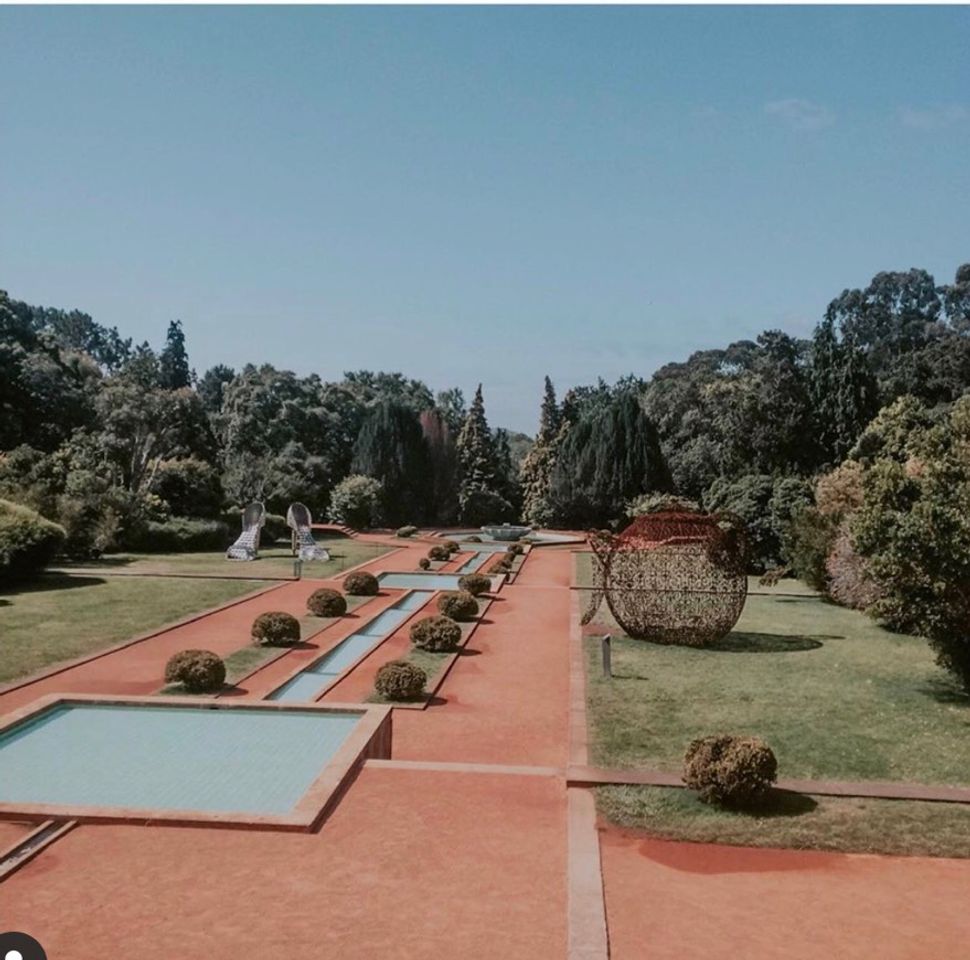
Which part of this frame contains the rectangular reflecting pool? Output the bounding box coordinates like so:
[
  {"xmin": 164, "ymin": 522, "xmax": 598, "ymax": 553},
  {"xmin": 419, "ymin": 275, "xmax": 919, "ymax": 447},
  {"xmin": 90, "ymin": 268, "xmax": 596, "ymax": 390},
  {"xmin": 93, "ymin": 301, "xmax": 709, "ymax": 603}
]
[
  {"xmin": 376, "ymin": 572, "xmax": 503, "ymax": 591},
  {"xmin": 0, "ymin": 697, "xmax": 391, "ymax": 830}
]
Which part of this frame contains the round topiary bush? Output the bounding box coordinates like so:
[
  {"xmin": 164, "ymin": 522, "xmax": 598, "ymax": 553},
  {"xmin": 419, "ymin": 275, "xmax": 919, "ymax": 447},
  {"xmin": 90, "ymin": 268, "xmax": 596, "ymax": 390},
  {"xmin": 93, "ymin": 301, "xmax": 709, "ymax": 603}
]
[
  {"xmin": 410, "ymin": 615, "xmax": 462, "ymax": 652},
  {"xmin": 427, "ymin": 545, "xmax": 450, "ymax": 562},
  {"xmin": 343, "ymin": 571, "xmax": 380, "ymax": 596},
  {"xmin": 441, "ymin": 540, "xmax": 460, "ymax": 554},
  {"xmin": 508, "ymin": 543, "xmax": 525, "ymax": 556},
  {"xmin": 251, "ymin": 611, "xmax": 301, "ymax": 646},
  {"xmin": 437, "ymin": 590, "xmax": 479, "ymax": 621},
  {"xmin": 683, "ymin": 734, "xmax": 777, "ymax": 807},
  {"xmin": 0, "ymin": 499, "xmax": 66, "ymax": 583},
  {"xmin": 396, "ymin": 525, "xmax": 419, "ymax": 538},
  {"xmin": 418, "ymin": 557, "xmax": 431, "ymax": 570},
  {"xmin": 374, "ymin": 659, "xmax": 427, "ymax": 701},
  {"xmin": 164, "ymin": 649, "xmax": 226, "ymax": 693},
  {"xmin": 488, "ymin": 556, "xmax": 512, "ymax": 574},
  {"xmin": 458, "ymin": 573, "xmax": 492, "ymax": 597},
  {"xmin": 307, "ymin": 588, "xmax": 347, "ymax": 618},
  {"xmin": 465, "ymin": 535, "xmax": 482, "ymax": 543}
]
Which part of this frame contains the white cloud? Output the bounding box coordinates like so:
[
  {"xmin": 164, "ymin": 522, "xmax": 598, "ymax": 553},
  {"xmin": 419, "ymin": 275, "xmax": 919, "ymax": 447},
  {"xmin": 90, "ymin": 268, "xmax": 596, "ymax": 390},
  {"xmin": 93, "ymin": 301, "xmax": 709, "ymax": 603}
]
[
  {"xmin": 898, "ymin": 104, "xmax": 968, "ymax": 130},
  {"xmin": 764, "ymin": 98, "xmax": 835, "ymax": 132}
]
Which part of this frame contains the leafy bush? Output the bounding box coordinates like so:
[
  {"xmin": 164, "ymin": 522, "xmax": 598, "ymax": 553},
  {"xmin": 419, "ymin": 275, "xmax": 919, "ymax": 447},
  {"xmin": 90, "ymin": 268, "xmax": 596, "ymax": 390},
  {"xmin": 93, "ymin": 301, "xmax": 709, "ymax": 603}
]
[
  {"xmin": 627, "ymin": 493, "xmax": 701, "ymax": 517},
  {"xmin": 152, "ymin": 458, "xmax": 224, "ymax": 519},
  {"xmin": 827, "ymin": 522, "xmax": 882, "ymax": 610},
  {"xmin": 441, "ymin": 540, "xmax": 460, "ymax": 553},
  {"xmin": 328, "ymin": 474, "xmax": 383, "ymax": 529},
  {"xmin": 782, "ymin": 507, "xmax": 837, "ymax": 592},
  {"xmin": 437, "ymin": 590, "xmax": 479, "ymax": 621},
  {"xmin": 126, "ymin": 517, "xmax": 230, "ymax": 553},
  {"xmin": 815, "ymin": 461, "xmax": 865, "ymax": 518},
  {"xmin": 458, "ymin": 573, "xmax": 492, "ymax": 597},
  {"xmin": 427, "ymin": 545, "xmax": 450, "ymax": 562},
  {"xmin": 0, "ymin": 499, "xmax": 65, "ymax": 582},
  {"xmin": 488, "ymin": 556, "xmax": 512, "ymax": 574},
  {"xmin": 343, "ymin": 571, "xmax": 380, "ymax": 596},
  {"xmin": 507, "ymin": 543, "xmax": 525, "ymax": 556},
  {"xmin": 418, "ymin": 557, "xmax": 431, "ymax": 570},
  {"xmin": 306, "ymin": 588, "xmax": 347, "ymax": 618},
  {"xmin": 396, "ymin": 525, "xmax": 419, "ymax": 538},
  {"xmin": 374, "ymin": 659, "xmax": 427, "ymax": 701},
  {"xmin": 261, "ymin": 513, "xmax": 289, "ymax": 545},
  {"xmin": 410, "ymin": 615, "xmax": 462, "ymax": 652},
  {"xmin": 683, "ymin": 735, "xmax": 777, "ymax": 807},
  {"xmin": 164, "ymin": 649, "xmax": 226, "ymax": 693},
  {"xmin": 465, "ymin": 535, "xmax": 482, "ymax": 543},
  {"xmin": 251, "ymin": 611, "xmax": 301, "ymax": 646},
  {"xmin": 459, "ymin": 488, "xmax": 514, "ymax": 527}
]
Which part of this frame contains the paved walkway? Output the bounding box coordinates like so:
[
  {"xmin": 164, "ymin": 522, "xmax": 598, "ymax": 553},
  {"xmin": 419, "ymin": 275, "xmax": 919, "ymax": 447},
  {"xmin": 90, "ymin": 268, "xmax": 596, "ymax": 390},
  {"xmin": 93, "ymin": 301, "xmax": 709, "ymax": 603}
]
[{"xmin": 2, "ymin": 533, "xmax": 970, "ymax": 959}]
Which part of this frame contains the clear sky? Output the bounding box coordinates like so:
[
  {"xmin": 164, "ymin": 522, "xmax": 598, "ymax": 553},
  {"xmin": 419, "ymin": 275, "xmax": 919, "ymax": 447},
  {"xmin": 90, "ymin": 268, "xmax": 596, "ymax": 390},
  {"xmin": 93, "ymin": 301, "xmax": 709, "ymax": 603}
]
[{"xmin": 2, "ymin": 5, "xmax": 968, "ymax": 433}]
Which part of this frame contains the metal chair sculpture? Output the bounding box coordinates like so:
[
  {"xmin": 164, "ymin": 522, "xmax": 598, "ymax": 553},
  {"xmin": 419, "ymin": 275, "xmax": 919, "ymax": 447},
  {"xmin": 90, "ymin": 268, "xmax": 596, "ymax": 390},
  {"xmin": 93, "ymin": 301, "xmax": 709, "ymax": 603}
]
[
  {"xmin": 226, "ymin": 502, "xmax": 265, "ymax": 561},
  {"xmin": 583, "ymin": 510, "xmax": 748, "ymax": 647},
  {"xmin": 286, "ymin": 503, "xmax": 331, "ymax": 562}
]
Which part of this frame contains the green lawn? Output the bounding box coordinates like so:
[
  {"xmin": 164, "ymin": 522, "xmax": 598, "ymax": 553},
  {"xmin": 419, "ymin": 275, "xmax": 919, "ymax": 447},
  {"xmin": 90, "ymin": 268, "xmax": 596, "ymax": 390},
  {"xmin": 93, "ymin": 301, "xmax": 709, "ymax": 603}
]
[
  {"xmin": 577, "ymin": 552, "xmax": 970, "ymax": 856},
  {"xmin": 50, "ymin": 537, "xmax": 392, "ymax": 580},
  {"xmin": 0, "ymin": 574, "xmax": 269, "ymax": 685}
]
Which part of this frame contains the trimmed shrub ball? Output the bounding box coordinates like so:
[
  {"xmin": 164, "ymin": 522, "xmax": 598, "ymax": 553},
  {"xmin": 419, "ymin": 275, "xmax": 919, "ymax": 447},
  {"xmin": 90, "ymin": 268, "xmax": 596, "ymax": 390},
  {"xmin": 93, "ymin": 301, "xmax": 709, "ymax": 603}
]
[
  {"xmin": 396, "ymin": 525, "xmax": 419, "ymax": 538},
  {"xmin": 343, "ymin": 571, "xmax": 380, "ymax": 596},
  {"xmin": 307, "ymin": 588, "xmax": 347, "ymax": 618},
  {"xmin": 427, "ymin": 545, "xmax": 450, "ymax": 562},
  {"xmin": 683, "ymin": 734, "xmax": 777, "ymax": 807},
  {"xmin": 165, "ymin": 649, "xmax": 226, "ymax": 693},
  {"xmin": 437, "ymin": 590, "xmax": 479, "ymax": 622},
  {"xmin": 410, "ymin": 615, "xmax": 462, "ymax": 652},
  {"xmin": 465, "ymin": 535, "xmax": 482, "ymax": 543},
  {"xmin": 458, "ymin": 573, "xmax": 491, "ymax": 597},
  {"xmin": 252, "ymin": 611, "xmax": 301, "ymax": 646},
  {"xmin": 441, "ymin": 540, "xmax": 460, "ymax": 553},
  {"xmin": 375, "ymin": 660, "xmax": 427, "ymax": 701},
  {"xmin": 508, "ymin": 543, "xmax": 525, "ymax": 556},
  {"xmin": 0, "ymin": 498, "xmax": 66, "ymax": 583},
  {"xmin": 488, "ymin": 557, "xmax": 512, "ymax": 574},
  {"xmin": 418, "ymin": 557, "xmax": 431, "ymax": 570}
]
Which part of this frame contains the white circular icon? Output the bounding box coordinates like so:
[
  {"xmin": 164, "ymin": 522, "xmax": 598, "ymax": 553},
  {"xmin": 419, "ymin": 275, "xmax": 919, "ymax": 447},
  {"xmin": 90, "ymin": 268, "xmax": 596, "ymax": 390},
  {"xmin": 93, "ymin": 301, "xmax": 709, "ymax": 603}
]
[{"xmin": 6, "ymin": 950, "xmax": 24, "ymax": 960}]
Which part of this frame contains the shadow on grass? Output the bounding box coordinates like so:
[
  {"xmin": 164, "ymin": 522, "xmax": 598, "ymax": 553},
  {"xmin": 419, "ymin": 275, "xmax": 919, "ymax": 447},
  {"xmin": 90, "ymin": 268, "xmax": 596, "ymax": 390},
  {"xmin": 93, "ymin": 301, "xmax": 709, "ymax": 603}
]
[
  {"xmin": 10, "ymin": 574, "xmax": 108, "ymax": 595},
  {"xmin": 743, "ymin": 788, "xmax": 819, "ymax": 818},
  {"xmin": 921, "ymin": 677, "xmax": 970, "ymax": 707},
  {"xmin": 717, "ymin": 632, "xmax": 825, "ymax": 654}
]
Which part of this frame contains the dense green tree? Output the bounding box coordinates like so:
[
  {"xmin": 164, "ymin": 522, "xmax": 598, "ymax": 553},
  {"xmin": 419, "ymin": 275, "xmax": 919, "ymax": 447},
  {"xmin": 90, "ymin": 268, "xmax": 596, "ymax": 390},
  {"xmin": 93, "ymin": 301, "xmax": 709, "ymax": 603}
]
[
  {"xmin": 158, "ymin": 320, "xmax": 192, "ymax": 390},
  {"xmin": 435, "ymin": 387, "xmax": 466, "ymax": 433},
  {"xmin": 852, "ymin": 397, "xmax": 970, "ymax": 690},
  {"xmin": 810, "ymin": 316, "xmax": 880, "ymax": 464},
  {"xmin": 520, "ymin": 376, "xmax": 561, "ymax": 527},
  {"xmin": 548, "ymin": 392, "xmax": 670, "ymax": 528},
  {"xmin": 492, "ymin": 428, "xmax": 521, "ymax": 516},
  {"xmin": 342, "ymin": 370, "xmax": 434, "ymax": 413},
  {"xmin": 352, "ymin": 401, "xmax": 432, "ymax": 525},
  {"xmin": 197, "ymin": 364, "xmax": 236, "ymax": 415},
  {"xmin": 420, "ymin": 408, "xmax": 459, "ymax": 524},
  {"xmin": 455, "ymin": 385, "xmax": 511, "ymax": 524}
]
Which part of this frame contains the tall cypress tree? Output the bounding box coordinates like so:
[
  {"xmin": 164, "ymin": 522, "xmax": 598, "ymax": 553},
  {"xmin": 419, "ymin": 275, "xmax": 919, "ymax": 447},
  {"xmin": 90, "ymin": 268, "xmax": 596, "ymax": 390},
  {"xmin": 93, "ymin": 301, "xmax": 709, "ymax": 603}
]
[
  {"xmin": 159, "ymin": 320, "xmax": 191, "ymax": 390},
  {"xmin": 520, "ymin": 376, "xmax": 561, "ymax": 526},
  {"xmin": 352, "ymin": 400, "xmax": 431, "ymax": 525},
  {"xmin": 455, "ymin": 384, "xmax": 509, "ymax": 523},
  {"xmin": 420, "ymin": 408, "xmax": 459, "ymax": 524}
]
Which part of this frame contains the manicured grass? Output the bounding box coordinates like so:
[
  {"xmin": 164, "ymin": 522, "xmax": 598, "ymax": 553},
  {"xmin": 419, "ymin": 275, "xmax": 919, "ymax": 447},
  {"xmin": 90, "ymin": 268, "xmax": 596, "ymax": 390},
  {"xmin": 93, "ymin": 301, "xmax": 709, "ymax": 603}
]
[
  {"xmin": 577, "ymin": 552, "xmax": 970, "ymax": 856},
  {"xmin": 0, "ymin": 574, "xmax": 269, "ymax": 685},
  {"xmin": 598, "ymin": 785, "xmax": 970, "ymax": 859},
  {"xmin": 578, "ymin": 554, "xmax": 970, "ymax": 786},
  {"xmin": 50, "ymin": 538, "xmax": 393, "ymax": 580}
]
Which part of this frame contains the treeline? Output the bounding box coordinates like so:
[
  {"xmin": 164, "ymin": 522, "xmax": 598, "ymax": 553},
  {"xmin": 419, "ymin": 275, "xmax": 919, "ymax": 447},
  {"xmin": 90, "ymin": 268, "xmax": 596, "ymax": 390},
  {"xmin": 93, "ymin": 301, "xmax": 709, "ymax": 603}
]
[{"xmin": 0, "ymin": 294, "xmax": 530, "ymax": 555}]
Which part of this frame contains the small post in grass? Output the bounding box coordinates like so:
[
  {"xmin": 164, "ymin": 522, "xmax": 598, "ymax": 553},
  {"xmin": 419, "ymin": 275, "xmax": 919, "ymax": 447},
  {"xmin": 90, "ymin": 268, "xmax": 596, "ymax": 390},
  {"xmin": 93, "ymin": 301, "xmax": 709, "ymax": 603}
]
[
  {"xmin": 293, "ymin": 559, "xmax": 303, "ymax": 580},
  {"xmin": 601, "ymin": 634, "xmax": 612, "ymax": 678}
]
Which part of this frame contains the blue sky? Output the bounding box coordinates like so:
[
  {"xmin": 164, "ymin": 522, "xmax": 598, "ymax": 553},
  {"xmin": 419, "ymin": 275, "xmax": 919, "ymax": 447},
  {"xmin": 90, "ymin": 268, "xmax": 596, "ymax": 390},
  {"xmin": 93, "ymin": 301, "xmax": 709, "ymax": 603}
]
[{"xmin": 2, "ymin": 6, "xmax": 968, "ymax": 433}]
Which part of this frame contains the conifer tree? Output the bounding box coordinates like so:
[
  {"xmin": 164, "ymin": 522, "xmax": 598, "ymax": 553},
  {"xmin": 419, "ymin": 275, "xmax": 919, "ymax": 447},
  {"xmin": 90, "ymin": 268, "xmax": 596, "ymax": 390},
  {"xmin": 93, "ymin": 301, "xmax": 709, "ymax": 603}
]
[
  {"xmin": 159, "ymin": 320, "xmax": 191, "ymax": 390},
  {"xmin": 520, "ymin": 376, "xmax": 561, "ymax": 526},
  {"xmin": 455, "ymin": 384, "xmax": 509, "ymax": 523}
]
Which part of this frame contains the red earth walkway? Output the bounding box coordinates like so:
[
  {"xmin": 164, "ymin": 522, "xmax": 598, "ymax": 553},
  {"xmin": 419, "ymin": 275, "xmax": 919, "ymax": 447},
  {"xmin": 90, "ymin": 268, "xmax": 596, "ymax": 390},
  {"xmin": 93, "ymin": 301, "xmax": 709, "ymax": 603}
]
[{"xmin": 2, "ymin": 534, "xmax": 970, "ymax": 958}]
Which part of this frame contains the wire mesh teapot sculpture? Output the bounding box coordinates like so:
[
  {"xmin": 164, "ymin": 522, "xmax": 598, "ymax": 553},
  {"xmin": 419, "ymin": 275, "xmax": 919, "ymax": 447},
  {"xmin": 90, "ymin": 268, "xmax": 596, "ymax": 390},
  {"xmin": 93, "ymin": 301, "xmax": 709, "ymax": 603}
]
[{"xmin": 582, "ymin": 509, "xmax": 749, "ymax": 647}]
